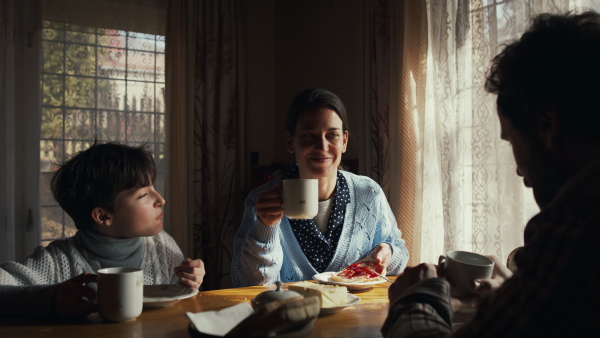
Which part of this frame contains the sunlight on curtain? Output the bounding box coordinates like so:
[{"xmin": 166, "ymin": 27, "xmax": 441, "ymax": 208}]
[
  {"xmin": 419, "ymin": 0, "xmax": 600, "ymax": 264},
  {"xmin": 360, "ymin": 0, "xmax": 428, "ymax": 266}
]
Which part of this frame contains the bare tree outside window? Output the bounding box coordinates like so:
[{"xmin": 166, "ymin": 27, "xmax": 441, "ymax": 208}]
[{"xmin": 40, "ymin": 21, "xmax": 166, "ymax": 245}]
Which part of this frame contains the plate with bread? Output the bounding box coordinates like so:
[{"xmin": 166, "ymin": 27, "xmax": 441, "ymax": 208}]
[
  {"xmin": 318, "ymin": 293, "xmax": 360, "ymax": 315},
  {"xmin": 313, "ymin": 261, "xmax": 389, "ymax": 291},
  {"xmin": 287, "ymin": 282, "xmax": 360, "ymax": 315}
]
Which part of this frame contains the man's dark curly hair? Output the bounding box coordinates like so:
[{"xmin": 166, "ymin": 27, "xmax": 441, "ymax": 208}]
[
  {"xmin": 51, "ymin": 142, "xmax": 156, "ymax": 231},
  {"xmin": 485, "ymin": 11, "xmax": 600, "ymax": 139}
]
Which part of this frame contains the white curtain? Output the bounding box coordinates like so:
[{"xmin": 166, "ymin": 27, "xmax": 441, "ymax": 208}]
[
  {"xmin": 419, "ymin": 0, "xmax": 600, "ymax": 264},
  {"xmin": 0, "ymin": 0, "xmax": 42, "ymax": 263}
]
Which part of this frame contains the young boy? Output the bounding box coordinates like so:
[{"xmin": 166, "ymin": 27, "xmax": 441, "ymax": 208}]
[{"xmin": 0, "ymin": 142, "xmax": 205, "ymax": 319}]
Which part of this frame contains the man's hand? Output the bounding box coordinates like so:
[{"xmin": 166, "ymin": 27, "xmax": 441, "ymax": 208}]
[
  {"xmin": 388, "ymin": 263, "xmax": 439, "ymax": 304},
  {"xmin": 364, "ymin": 243, "xmax": 393, "ymax": 269},
  {"xmin": 52, "ymin": 272, "xmax": 97, "ymax": 319},
  {"xmin": 448, "ymin": 255, "xmax": 513, "ymax": 312},
  {"xmin": 471, "ymin": 255, "xmax": 512, "ymax": 293},
  {"xmin": 175, "ymin": 258, "xmax": 205, "ymax": 289},
  {"xmin": 256, "ymin": 183, "xmax": 284, "ymax": 226}
]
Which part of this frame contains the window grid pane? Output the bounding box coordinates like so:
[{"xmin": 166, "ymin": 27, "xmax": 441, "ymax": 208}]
[{"xmin": 40, "ymin": 21, "xmax": 166, "ymax": 245}]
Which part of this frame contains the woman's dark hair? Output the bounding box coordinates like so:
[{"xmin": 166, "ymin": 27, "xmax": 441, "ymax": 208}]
[
  {"xmin": 286, "ymin": 88, "xmax": 350, "ymax": 135},
  {"xmin": 485, "ymin": 11, "xmax": 600, "ymax": 139},
  {"xmin": 51, "ymin": 142, "xmax": 156, "ymax": 231}
]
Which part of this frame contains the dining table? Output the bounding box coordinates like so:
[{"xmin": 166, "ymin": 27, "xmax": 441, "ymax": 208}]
[{"xmin": 0, "ymin": 277, "xmax": 475, "ymax": 338}]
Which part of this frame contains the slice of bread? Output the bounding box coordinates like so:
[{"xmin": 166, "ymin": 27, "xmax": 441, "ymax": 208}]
[{"xmin": 288, "ymin": 282, "xmax": 347, "ymax": 308}]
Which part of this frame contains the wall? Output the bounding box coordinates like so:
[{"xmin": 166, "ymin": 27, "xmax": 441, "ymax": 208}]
[{"xmin": 245, "ymin": 0, "xmax": 361, "ymax": 173}]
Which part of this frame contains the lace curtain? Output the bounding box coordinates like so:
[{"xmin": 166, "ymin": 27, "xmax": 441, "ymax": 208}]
[
  {"xmin": 362, "ymin": 0, "xmax": 600, "ymax": 266},
  {"xmin": 419, "ymin": 0, "xmax": 600, "ymax": 264},
  {"xmin": 420, "ymin": 0, "xmax": 535, "ymax": 264}
]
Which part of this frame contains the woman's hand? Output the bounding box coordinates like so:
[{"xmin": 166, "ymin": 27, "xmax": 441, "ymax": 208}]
[
  {"xmin": 52, "ymin": 272, "xmax": 98, "ymax": 319},
  {"xmin": 256, "ymin": 183, "xmax": 284, "ymax": 226},
  {"xmin": 175, "ymin": 258, "xmax": 206, "ymax": 289},
  {"xmin": 364, "ymin": 243, "xmax": 393, "ymax": 269}
]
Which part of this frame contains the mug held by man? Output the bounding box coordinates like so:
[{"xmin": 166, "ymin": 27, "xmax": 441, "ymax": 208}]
[
  {"xmin": 283, "ymin": 179, "xmax": 318, "ymax": 219},
  {"xmin": 439, "ymin": 251, "xmax": 494, "ymax": 296}
]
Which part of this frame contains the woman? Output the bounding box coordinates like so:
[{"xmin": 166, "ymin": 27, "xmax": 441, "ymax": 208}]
[{"xmin": 232, "ymin": 88, "xmax": 408, "ymax": 287}]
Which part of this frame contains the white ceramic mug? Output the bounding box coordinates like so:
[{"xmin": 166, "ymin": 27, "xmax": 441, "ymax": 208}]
[
  {"xmin": 283, "ymin": 179, "xmax": 318, "ymax": 219},
  {"xmin": 438, "ymin": 251, "xmax": 494, "ymax": 296},
  {"xmin": 97, "ymin": 267, "xmax": 144, "ymax": 322}
]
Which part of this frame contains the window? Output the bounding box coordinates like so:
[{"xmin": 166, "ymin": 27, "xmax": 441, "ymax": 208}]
[{"xmin": 39, "ymin": 20, "xmax": 166, "ymax": 244}]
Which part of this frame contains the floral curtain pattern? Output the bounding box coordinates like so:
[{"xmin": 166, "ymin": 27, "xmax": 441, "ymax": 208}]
[
  {"xmin": 166, "ymin": 0, "xmax": 244, "ymax": 291},
  {"xmin": 192, "ymin": 0, "xmax": 243, "ymax": 291},
  {"xmin": 360, "ymin": 0, "xmax": 393, "ymax": 191}
]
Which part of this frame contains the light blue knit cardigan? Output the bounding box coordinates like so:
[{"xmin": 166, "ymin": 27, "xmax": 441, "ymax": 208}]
[{"xmin": 231, "ymin": 170, "xmax": 409, "ymax": 287}]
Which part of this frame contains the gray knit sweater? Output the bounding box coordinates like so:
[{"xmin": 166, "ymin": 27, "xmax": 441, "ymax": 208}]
[{"xmin": 0, "ymin": 230, "xmax": 183, "ymax": 318}]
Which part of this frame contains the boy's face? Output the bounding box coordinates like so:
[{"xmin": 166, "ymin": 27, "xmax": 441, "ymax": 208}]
[{"xmin": 100, "ymin": 184, "xmax": 165, "ymax": 238}]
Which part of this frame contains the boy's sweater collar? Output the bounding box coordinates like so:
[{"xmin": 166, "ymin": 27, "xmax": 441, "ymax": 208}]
[{"xmin": 78, "ymin": 230, "xmax": 145, "ymax": 269}]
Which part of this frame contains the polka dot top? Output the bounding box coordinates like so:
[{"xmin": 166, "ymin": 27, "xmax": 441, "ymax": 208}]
[{"xmin": 283, "ymin": 163, "xmax": 351, "ymax": 273}]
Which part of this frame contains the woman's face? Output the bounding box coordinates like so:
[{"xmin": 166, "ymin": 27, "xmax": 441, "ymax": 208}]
[{"xmin": 286, "ymin": 107, "xmax": 348, "ymax": 180}]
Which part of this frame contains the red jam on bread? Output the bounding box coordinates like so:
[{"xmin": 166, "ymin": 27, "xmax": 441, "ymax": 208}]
[{"xmin": 331, "ymin": 261, "xmax": 385, "ymax": 283}]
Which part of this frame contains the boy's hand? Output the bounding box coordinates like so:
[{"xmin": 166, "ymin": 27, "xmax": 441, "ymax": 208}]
[
  {"xmin": 175, "ymin": 258, "xmax": 205, "ymax": 289},
  {"xmin": 52, "ymin": 272, "xmax": 97, "ymax": 319}
]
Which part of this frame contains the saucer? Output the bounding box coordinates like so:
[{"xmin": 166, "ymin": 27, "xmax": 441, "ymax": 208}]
[{"xmin": 143, "ymin": 284, "xmax": 198, "ymax": 308}]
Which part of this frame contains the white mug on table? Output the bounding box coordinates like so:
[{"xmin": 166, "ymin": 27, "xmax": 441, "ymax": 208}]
[
  {"xmin": 97, "ymin": 267, "xmax": 144, "ymax": 322},
  {"xmin": 283, "ymin": 179, "xmax": 318, "ymax": 219}
]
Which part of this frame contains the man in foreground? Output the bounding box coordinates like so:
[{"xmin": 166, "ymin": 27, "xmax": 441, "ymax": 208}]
[{"xmin": 382, "ymin": 11, "xmax": 600, "ymax": 337}]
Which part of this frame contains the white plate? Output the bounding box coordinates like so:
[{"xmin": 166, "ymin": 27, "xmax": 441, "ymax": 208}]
[
  {"xmin": 313, "ymin": 272, "xmax": 387, "ymax": 291},
  {"xmin": 319, "ymin": 293, "xmax": 361, "ymax": 315},
  {"xmin": 143, "ymin": 284, "xmax": 198, "ymax": 308}
]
